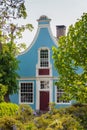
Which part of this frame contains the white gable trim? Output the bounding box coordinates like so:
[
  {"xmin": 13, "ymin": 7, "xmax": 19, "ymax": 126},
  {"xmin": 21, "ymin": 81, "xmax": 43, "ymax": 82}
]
[
  {"xmin": 48, "ymin": 26, "xmax": 58, "ymax": 46},
  {"xmin": 17, "ymin": 27, "xmax": 40, "ymax": 56}
]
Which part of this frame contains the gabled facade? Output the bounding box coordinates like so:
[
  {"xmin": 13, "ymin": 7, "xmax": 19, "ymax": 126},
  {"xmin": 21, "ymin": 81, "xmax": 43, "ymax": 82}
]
[{"xmin": 10, "ymin": 15, "xmax": 71, "ymax": 111}]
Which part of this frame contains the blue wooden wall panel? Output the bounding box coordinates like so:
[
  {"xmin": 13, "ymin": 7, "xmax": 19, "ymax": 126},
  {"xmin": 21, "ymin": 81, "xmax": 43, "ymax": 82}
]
[{"xmin": 17, "ymin": 27, "xmax": 58, "ymax": 77}]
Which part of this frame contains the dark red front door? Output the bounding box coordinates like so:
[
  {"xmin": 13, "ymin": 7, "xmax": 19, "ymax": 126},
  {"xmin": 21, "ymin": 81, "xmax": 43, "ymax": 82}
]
[{"xmin": 40, "ymin": 91, "xmax": 49, "ymax": 111}]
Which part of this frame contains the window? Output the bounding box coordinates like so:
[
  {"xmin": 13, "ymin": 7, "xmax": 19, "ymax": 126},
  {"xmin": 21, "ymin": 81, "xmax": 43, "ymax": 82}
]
[
  {"xmin": 40, "ymin": 81, "xmax": 49, "ymax": 89},
  {"xmin": 20, "ymin": 82, "xmax": 33, "ymax": 103},
  {"xmin": 40, "ymin": 49, "xmax": 49, "ymax": 67},
  {"xmin": 56, "ymin": 87, "xmax": 69, "ymax": 103}
]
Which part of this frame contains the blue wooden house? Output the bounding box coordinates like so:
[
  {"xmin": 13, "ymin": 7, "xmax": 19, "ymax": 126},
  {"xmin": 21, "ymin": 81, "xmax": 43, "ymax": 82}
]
[{"xmin": 10, "ymin": 15, "xmax": 71, "ymax": 111}]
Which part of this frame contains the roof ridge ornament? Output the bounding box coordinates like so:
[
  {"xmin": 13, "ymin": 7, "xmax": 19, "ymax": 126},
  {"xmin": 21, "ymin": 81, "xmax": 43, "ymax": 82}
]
[
  {"xmin": 37, "ymin": 15, "xmax": 51, "ymax": 26},
  {"xmin": 37, "ymin": 15, "xmax": 51, "ymax": 23}
]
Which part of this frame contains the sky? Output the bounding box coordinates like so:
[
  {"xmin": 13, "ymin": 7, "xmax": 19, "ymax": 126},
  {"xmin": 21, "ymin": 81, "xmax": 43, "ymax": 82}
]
[{"xmin": 20, "ymin": 0, "xmax": 87, "ymax": 47}]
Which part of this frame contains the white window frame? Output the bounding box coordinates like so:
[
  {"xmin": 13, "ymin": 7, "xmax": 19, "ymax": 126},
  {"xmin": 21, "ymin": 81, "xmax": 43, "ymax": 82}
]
[
  {"xmin": 19, "ymin": 81, "xmax": 34, "ymax": 104},
  {"xmin": 55, "ymin": 86, "xmax": 71, "ymax": 104},
  {"xmin": 39, "ymin": 47, "xmax": 50, "ymax": 68}
]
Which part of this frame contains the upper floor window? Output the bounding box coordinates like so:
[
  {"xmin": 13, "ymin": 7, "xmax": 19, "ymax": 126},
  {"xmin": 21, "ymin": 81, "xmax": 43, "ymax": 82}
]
[{"xmin": 40, "ymin": 49, "xmax": 49, "ymax": 67}]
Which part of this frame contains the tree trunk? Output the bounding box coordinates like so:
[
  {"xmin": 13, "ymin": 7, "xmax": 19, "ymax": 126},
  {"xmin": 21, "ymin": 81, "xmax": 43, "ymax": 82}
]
[
  {"xmin": 4, "ymin": 92, "xmax": 10, "ymax": 102},
  {"xmin": 0, "ymin": 42, "xmax": 2, "ymax": 51}
]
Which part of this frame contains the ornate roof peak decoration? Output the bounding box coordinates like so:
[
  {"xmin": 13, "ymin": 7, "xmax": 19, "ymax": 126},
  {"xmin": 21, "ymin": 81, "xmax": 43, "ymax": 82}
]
[
  {"xmin": 37, "ymin": 15, "xmax": 51, "ymax": 22},
  {"xmin": 39, "ymin": 15, "xmax": 49, "ymax": 20}
]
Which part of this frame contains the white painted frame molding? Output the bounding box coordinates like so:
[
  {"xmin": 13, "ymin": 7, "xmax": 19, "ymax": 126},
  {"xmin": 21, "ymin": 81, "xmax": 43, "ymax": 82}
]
[
  {"xmin": 36, "ymin": 79, "xmax": 53, "ymax": 110},
  {"xmin": 19, "ymin": 81, "xmax": 34, "ymax": 104}
]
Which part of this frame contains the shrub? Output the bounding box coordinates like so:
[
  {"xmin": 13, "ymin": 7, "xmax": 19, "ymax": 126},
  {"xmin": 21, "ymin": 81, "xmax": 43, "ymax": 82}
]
[
  {"xmin": 47, "ymin": 114, "xmax": 83, "ymax": 130},
  {"xmin": 34, "ymin": 112, "xmax": 83, "ymax": 130},
  {"xmin": 25, "ymin": 122, "xmax": 38, "ymax": 130},
  {"xmin": 16, "ymin": 104, "xmax": 33, "ymax": 123},
  {"xmin": 0, "ymin": 116, "xmax": 23, "ymax": 130},
  {"xmin": 0, "ymin": 104, "xmax": 36, "ymax": 130},
  {"xmin": 0, "ymin": 102, "xmax": 19, "ymax": 117},
  {"xmin": 65, "ymin": 104, "xmax": 87, "ymax": 130},
  {"xmin": 54, "ymin": 103, "xmax": 87, "ymax": 130},
  {"xmin": 34, "ymin": 104, "xmax": 87, "ymax": 130},
  {"xmin": 34, "ymin": 114, "xmax": 52, "ymax": 130}
]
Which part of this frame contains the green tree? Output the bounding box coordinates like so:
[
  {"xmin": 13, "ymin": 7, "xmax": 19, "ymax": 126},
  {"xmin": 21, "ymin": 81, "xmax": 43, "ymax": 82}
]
[
  {"xmin": 0, "ymin": 0, "xmax": 33, "ymax": 101},
  {"xmin": 52, "ymin": 13, "xmax": 87, "ymax": 103}
]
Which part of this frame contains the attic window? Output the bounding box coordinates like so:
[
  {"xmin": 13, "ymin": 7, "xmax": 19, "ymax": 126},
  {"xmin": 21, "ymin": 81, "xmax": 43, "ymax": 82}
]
[{"xmin": 40, "ymin": 49, "xmax": 49, "ymax": 67}]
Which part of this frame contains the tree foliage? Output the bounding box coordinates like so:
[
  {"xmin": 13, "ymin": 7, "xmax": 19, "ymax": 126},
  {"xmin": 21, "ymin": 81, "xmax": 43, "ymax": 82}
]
[
  {"xmin": 0, "ymin": 0, "xmax": 27, "ymax": 19},
  {"xmin": 0, "ymin": 0, "xmax": 33, "ymax": 54},
  {"xmin": 0, "ymin": 84, "xmax": 7, "ymax": 102},
  {"xmin": 52, "ymin": 13, "xmax": 87, "ymax": 103},
  {"xmin": 0, "ymin": 43, "xmax": 19, "ymax": 97},
  {"xmin": 0, "ymin": 0, "xmax": 33, "ymax": 101}
]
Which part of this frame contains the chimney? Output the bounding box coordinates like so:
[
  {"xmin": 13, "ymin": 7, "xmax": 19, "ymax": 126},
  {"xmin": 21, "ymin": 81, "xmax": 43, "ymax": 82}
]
[{"xmin": 56, "ymin": 25, "xmax": 66, "ymax": 39}]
